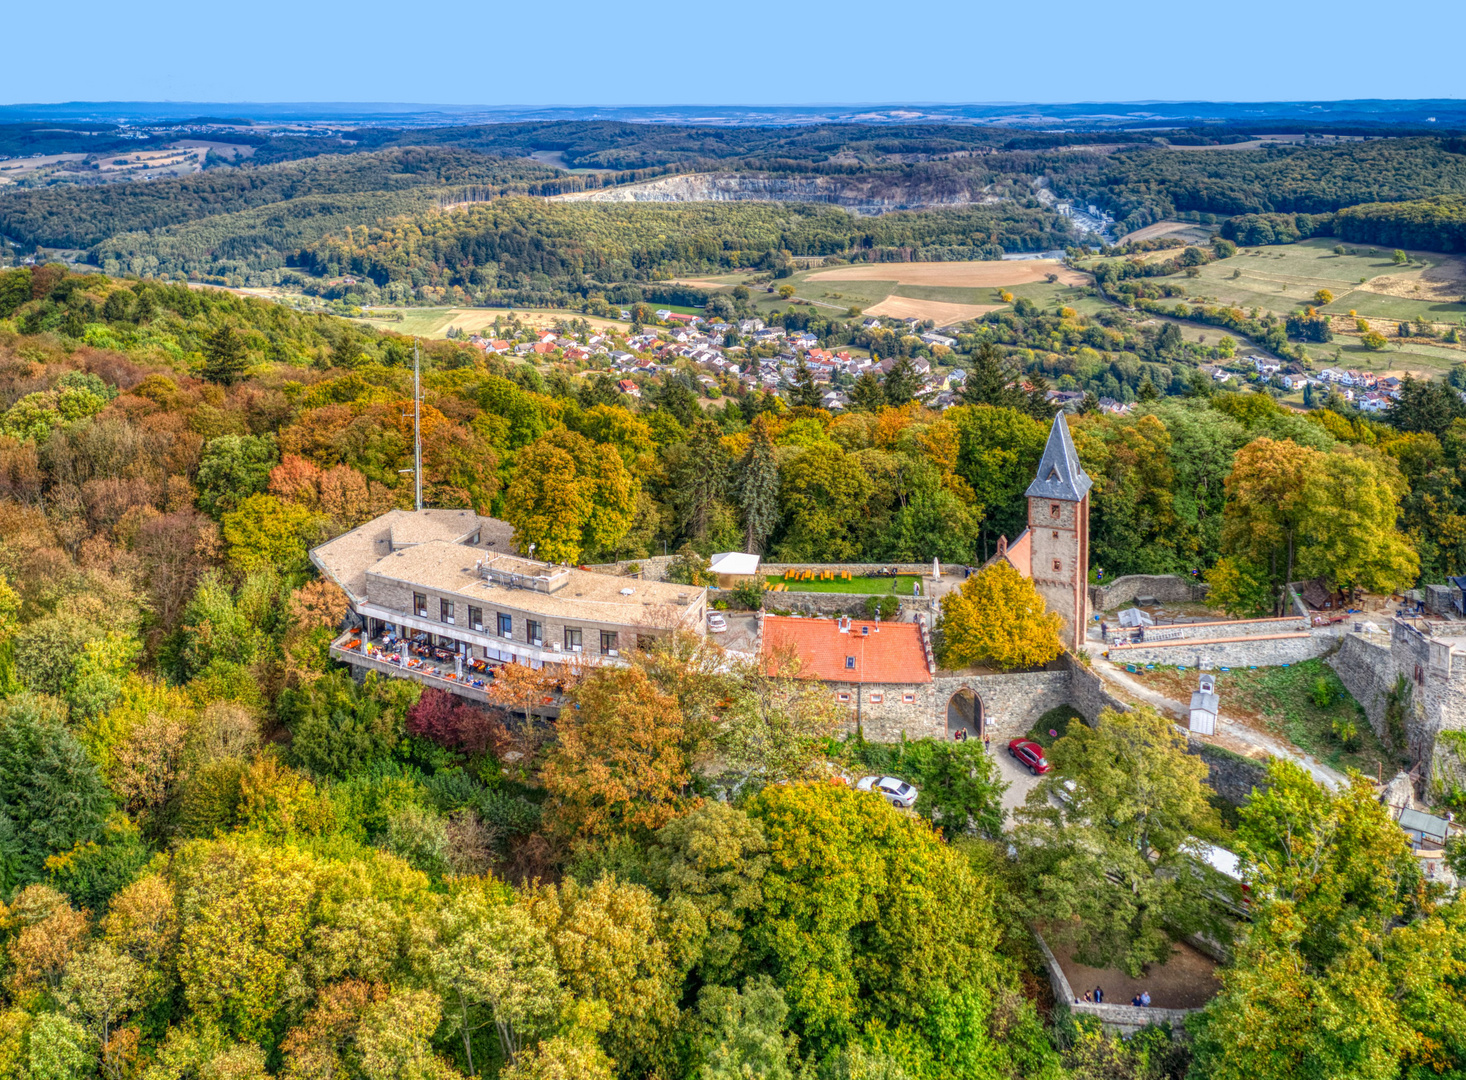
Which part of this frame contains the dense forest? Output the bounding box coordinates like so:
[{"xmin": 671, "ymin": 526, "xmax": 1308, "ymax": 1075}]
[
  {"xmin": 0, "ymin": 150, "xmax": 560, "ymax": 251},
  {"xmin": 1, "ymin": 265, "xmax": 1466, "ymax": 1080},
  {"xmin": 8, "ymin": 124, "xmax": 1466, "ymax": 295},
  {"xmin": 294, "ymin": 199, "xmax": 1072, "ymax": 297}
]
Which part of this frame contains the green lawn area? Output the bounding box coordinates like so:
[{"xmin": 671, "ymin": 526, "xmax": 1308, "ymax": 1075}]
[{"xmin": 767, "ymin": 573, "xmax": 926, "ymax": 595}]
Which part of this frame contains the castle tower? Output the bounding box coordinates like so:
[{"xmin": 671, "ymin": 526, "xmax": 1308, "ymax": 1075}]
[{"xmin": 1025, "ymin": 413, "xmax": 1092, "ymax": 653}]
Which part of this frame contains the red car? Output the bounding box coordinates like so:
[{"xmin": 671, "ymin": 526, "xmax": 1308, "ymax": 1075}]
[{"xmin": 1008, "ymin": 738, "xmax": 1051, "ymax": 775}]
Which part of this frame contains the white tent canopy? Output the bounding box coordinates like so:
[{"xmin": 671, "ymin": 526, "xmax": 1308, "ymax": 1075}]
[{"xmin": 709, "ymin": 552, "xmax": 761, "ymax": 576}]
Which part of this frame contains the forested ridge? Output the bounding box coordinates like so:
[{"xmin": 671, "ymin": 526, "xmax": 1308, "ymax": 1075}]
[
  {"xmin": 296, "ymin": 198, "xmax": 1074, "ymax": 290},
  {"xmin": 0, "ymin": 149, "xmax": 559, "ymax": 251},
  {"xmin": 1, "ymin": 266, "xmax": 1466, "ymax": 1079}
]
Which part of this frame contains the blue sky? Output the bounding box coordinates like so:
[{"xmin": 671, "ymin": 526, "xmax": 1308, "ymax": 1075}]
[{"xmin": 6, "ymin": 0, "xmax": 1465, "ymax": 106}]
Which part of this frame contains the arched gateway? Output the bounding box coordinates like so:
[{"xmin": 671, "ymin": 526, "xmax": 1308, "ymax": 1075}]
[{"xmin": 946, "ymin": 687, "xmax": 984, "ymax": 739}]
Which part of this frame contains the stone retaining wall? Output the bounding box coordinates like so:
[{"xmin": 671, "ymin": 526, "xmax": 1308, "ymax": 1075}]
[
  {"xmin": 1105, "ymin": 631, "xmax": 1331, "ymax": 669},
  {"xmin": 1109, "ymin": 616, "xmax": 1306, "ymax": 642},
  {"xmin": 765, "ymin": 591, "xmax": 935, "ymax": 619},
  {"xmin": 1329, "ymin": 631, "xmax": 1396, "ymax": 739},
  {"xmin": 1090, "ymin": 573, "xmax": 1208, "ymax": 612},
  {"xmin": 1032, "ymin": 928, "xmax": 1195, "ymax": 1038}
]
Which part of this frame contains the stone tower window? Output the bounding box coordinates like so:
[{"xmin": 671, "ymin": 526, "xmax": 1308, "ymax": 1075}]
[
  {"xmin": 1050, "ymin": 503, "xmax": 1060, "ymax": 518},
  {"xmin": 1053, "ymin": 559, "xmax": 1062, "ymax": 572},
  {"xmin": 1051, "ymin": 530, "xmax": 1059, "ymax": 539}
]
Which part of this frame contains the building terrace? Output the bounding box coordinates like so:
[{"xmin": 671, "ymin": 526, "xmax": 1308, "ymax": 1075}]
[{"xmin": 313, "ymin": 509, "xmax": 708, "ymax": 698}]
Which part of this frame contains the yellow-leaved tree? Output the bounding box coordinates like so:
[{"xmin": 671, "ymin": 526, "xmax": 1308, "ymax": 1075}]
[
  {"xmin": 502, "ymin": 430, "xmax": 638, "ymax": 564},
  {"xmin": 939, "ymin": 560, "xmax": 1064, "ymax": 670}
]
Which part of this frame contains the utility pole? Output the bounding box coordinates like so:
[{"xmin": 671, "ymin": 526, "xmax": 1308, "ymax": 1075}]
[{"xmin": 413, "ymin": 339, "xmax": 423, "ymax": 512}]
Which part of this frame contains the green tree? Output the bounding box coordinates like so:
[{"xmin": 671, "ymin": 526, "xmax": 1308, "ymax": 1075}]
[
  {"xmin": 741, "ymin": 783, "xmax": 1007, "ymax": 1057},
  {"xmin": 1297, "ymin": 448, "xmax": 1419, "ymax": 595},
  {"xmin": 432, "ymin": 889, "xmax": 564, "ymax": 1076},
  {"xmin": 1013, "ymin": 705, "xmax": 1230, "ymax": 976},
  {"xmin": 201, "ymin": 324, "xmax": 249, "ymax": 386},
  {"xmin": 277, "ymin": 670, "xmax": 410, "ymax": 779},
  {"xmin": 736, "ymin": 415, "xmax": 780, "ymax": 555},
  {"xmin": 695, "ymin": 977, "xmax": 796, "ymax": 1080},
  {"xmin": 950, "ymin": 405, "xmax": 1047, "ymax": 556},
  {"xmin": 848, "ymin": 372, "xmax": 885, "ymax": 414},
  {"xmin": 668, "ymin": 420, "xmax": 732, "ymax": 544},
  {"xmin": 881, "ymin": 358, "xmax": 925, "ymax": 407},
  {"xmin": 789, "ymin": 358, "xmax": 823, "ymax": 409},
  {"xmin": 0, "ymin": 693, "xmax": 111, "ymax": 890},
  {"xmin": 195, "ymin": 434, "xmax": 280, "ymax": 519}
]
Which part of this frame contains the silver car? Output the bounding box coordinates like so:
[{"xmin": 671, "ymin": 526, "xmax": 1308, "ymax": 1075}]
[{"xmin": 856, "ymin": 775, "xmax": 918, "ymax": 808}]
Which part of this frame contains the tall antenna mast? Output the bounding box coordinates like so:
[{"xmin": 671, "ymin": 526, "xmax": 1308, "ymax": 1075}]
[{"xmin": 413, "ymin": 339, "xmax": 423, "ymax": 512}]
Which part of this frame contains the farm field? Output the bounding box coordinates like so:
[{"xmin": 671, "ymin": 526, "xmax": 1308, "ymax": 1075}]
[
  {"xmin": 752, "ymin": 259, "xmax": 1092, "ymax": 325},
  {"xmin": 1117, "ymin": 219, "xmax": 1217, "ymax": 244},
  {"xmin": 1180, "ymin": 239, "xmax": 1466, "ymax": 323},
  {"xmin": 358, "ymin": 306, "xmax": 627, "ymax": 338}
]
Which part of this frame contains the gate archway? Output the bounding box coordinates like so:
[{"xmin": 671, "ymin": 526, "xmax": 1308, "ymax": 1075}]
[{"xmin": 946, "ymin": 688, "xmax": 983, "ymax": 739}]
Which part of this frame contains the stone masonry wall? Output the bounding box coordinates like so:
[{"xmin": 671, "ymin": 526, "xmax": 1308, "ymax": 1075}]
[
  {"xmin": 1090, "ymin": 573, "xmax": 1208, "ymax": 612},
  {"xmin": 932, "ymin": 669, "xmax": 1074, "ymax": 740},
  {"xmin": 1106, "ymin": 616, "xmax": 1306, "ymax": 642},
  {"xmin": 1329, "ymin": 631, "xmax": 1396, "ymax": 739},
  {"xmin": 765, "ymin": 591, "xmax": 936, "ymax": 620},
  {"xmin": 1105, "ymin": 632, "xmax": 1331, "ymax": 669}
]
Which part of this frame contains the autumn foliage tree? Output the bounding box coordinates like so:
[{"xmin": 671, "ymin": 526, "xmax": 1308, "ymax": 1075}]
[
  {"xmin": 503, "ymin": 429, "xmax": 638, "ymax": 564},
  {"xmin": 938, "ymin": 560, "xmax": 1064, "ymax": 670},
  {"xmin": 541, "ymin": 665, "xmax": 695, "ymax": 840}
]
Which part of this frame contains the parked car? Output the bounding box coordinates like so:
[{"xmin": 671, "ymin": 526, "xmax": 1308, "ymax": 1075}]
[
  {"xmin": 856, "ymin": 775, "xmax": 918, "ymax": 808},
  {"xmin": 1007, "ymin": 738, "xmax": 1051, "ymax": 775},
  {"xmin": 707, "ymin": 612, "xmax": 728, "ymax": 633}
]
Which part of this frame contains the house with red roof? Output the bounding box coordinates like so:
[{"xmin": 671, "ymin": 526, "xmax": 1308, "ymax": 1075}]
[{"xmin": 760, "ymin": 614, "xmax": 937, "ymax": 740}]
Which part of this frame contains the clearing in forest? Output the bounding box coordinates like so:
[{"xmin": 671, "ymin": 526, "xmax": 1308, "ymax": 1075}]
[
  {"xmin": 807, "ymin": 260, "xmax": 1086, "ymax": 288},
  {"xmin": 863, "ymin": 296, "xmax": 1000, "ymax": 323}
]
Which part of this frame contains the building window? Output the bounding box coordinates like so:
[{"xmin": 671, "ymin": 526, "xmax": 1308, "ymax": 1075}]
[
  {"xmin": 902, "ymin": 692, "xmax": 915, "ymax": 704},
  {"xmin": 1050, "ymin": 503, "xmax": 1060, "ymax": 518},
  {"xmin": 836, "ymin": 692, "xmax": 850, "ymax": 703},
  {"xmin": 565, "ymin": 627, "xmax": 582, "ymax": 651},
  {"xmin": 440, "ymin": 598, "xmax": 455, "ymax": 624},
  {"xmin": 468, "ymin": 606, "xmax": 483, "ymax": 631},
  {"xmin": 527, "ymin": 620, "xmax": 543, "ymax": 646},
  {"xmin": 869, "ymin": 692, "xmax": 884, "ymax": 705},
  {"xmin": 497, "ymin": 612, "xmax": 513, "ymax": 638},
  {"xmin": 1053, "ymin": 559, "xmax": 1062, "ymax": 573},
  {"xmin": 1051, "ymin": 530, "xmax": 1059, "ymax": 539},
  {"xmin": 413, "ymin": 592, "xmax": 428, "ymax": 618},
  {"xmin": 845, "ymin": 656, "xmax": 856, "ymax": 669},
  {"xmin": 600, "ymin": 630, "xmax": 619, "ymax": 656}
]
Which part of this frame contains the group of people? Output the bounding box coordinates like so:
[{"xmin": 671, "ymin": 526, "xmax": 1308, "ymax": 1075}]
[
  {"xmin": 952, "ymin": 728, "xmax": 991, "ymax": 749},
  {"xmin": 1077, "ymin": 986, "xmax": 1151, "ymax": 1007}
]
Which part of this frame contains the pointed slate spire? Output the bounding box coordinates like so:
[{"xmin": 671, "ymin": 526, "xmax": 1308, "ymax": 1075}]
[{"xmin": 1025, "ymin": 413, "xmax": 1092, "ymax": 501}]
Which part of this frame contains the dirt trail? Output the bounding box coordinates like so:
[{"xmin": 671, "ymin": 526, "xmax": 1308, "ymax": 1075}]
[{"xmin": 1090, "ymin": 656, "xmax": 1347, "ymax": 789}]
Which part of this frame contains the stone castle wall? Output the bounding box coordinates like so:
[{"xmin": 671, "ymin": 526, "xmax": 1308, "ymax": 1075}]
[
  {"xmin": 1090, "ymin": 573, "xmax": 1208, "ymax": 612},
  {"xmin": 1105, "ymin": 632, "xmax": 1331, "ymax": 670},
  {"xmin": 1329, "ymin": 631, "xmax": 1397, "ymax": 739}
]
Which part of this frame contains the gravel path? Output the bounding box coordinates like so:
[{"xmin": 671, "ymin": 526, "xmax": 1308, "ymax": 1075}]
[{"xmin": 1091, "ymin": 656, "xmax": 1348, "ymax": 790}]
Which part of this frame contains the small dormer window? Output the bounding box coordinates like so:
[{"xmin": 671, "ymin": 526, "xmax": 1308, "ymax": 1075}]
[{"xmin": 846, "ymin": 656, "xmax": 856, "ymax": 669}]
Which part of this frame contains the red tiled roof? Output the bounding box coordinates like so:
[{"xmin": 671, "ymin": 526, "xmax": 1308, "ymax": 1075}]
[{"xmin": 761, "ymin": 615, "xmax": 931, "ymax": 684}]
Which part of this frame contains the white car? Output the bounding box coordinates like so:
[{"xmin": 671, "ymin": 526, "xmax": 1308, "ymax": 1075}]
[
  {"xmin": 856, "ymin": 775, "xmax": 918, "ymax": 808},
  {"xmin": 707, "ymin": 613, "xmax": 728, "ymax": 633}
]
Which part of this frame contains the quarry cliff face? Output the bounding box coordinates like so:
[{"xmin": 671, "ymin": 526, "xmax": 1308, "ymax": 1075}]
[{"xmin": 552, "ymin": 172, "xmax": 1003, "ymax": 215}]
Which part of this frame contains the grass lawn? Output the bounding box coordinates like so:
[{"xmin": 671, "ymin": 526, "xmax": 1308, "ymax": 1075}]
[
  {"xmin": 1127, "ymin": 659, "xmax": 1396, "ymax": 777},
  {"xmin": 766, "ymin": 573, "xmax": 925, "ymax": 595}
]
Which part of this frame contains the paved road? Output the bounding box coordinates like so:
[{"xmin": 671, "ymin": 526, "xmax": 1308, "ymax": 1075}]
[{"xmin": 1091, "ymin": 656, "xmax": 1347, "ymax": 790}]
